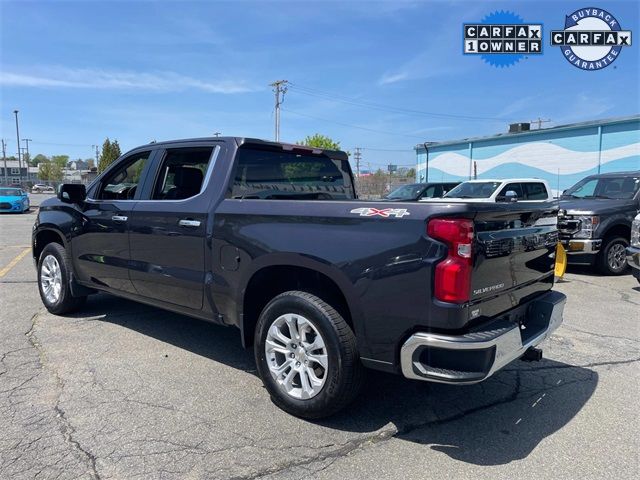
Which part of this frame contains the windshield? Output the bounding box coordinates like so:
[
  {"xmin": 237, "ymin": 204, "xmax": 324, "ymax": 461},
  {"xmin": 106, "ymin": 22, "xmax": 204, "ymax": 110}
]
[
  {"xmin": 444, "ymin": 181, "xmax": 501, "ymax": 199},
  {"xmin": 0, "ymin": 188, "xmax": 22, "ymax": 196},
  {"xmin": 386, "ymin": 184, "xmax": 424, "ymax": 200},
  {"xmin": 562, "ymin": 175, "xmax": 640, "ymax": 200}
]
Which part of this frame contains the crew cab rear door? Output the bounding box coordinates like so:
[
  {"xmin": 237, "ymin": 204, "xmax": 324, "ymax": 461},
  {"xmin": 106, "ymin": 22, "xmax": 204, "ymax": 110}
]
[{"xmin": 127, "ymin": 143, "xmax": 221, "ymax": 311}]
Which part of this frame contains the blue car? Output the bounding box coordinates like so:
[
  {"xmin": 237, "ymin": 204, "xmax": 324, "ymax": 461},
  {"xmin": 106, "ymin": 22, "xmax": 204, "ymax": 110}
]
[{"xmin": 0, "ymin": 187, "xmax": 30, "ymax": 213}]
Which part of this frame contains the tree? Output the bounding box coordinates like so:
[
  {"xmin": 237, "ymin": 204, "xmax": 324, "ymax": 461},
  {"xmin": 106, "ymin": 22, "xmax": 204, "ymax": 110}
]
[
  {"xmin": 98, "ymin": 138, "xmax": 122, "ymax": 172},
  {"xmin": 39, "ymin": 161, "xmax": 63, "ymax": 182},
  {"xmin": 51, "ymin": 155, "xmax": 69, "ymax": 169},
  {"xmin": 297, "ymin": 134, "xmax": 341, "ymax": 150},
  {"xmin": 31, "ymin": 154, "xmax": 49, "ymax": 167}
]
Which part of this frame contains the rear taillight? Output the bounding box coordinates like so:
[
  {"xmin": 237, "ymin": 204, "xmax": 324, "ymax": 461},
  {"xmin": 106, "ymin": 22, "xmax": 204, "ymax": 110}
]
[{"xmin": 427, "ymin": 218, "xmax": 474, "ymax": 303}]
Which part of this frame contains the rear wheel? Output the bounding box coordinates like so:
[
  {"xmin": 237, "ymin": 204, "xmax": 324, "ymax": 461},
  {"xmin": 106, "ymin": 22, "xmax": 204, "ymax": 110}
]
[
  {"xmin": 254, "ymin": 291, "xmax": 363, "ymax": 419},
  {"xmin": 596, "ymin": 236, "xmax": 629, "ymax": 275},
  {"xmin": 38, "ymin": 243, "xmax": 86, "ymax": 314}
]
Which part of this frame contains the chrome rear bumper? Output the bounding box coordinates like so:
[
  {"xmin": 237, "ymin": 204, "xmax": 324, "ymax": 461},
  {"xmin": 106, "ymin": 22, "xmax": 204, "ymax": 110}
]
[{"xmin": 400, "ymin": 291, "xmax": 566, "ymax": 384}]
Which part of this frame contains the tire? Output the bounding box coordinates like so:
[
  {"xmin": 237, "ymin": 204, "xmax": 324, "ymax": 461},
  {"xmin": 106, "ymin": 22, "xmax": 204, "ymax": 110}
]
[
  {"xmin": 37, "ymin": 243, "xmax": 86, "ymax": 314},
  {"xmin": 596, "ymin": 236, "xmax": 629, "ymax": 275},
  {"xmin": 254, "ymin": 291, "xmax": 364, "ymax": 419}
]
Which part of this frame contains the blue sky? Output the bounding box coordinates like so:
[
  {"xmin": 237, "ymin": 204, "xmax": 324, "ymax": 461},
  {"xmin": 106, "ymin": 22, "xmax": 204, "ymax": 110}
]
[{"xmin": 1, "ymin": 0, "xmax": 638, "ymax": 170}]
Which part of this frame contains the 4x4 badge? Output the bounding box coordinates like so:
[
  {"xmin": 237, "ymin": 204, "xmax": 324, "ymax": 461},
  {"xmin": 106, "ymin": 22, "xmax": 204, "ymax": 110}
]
[{"xmin": 350, "ymin": 208, "xmax": 410, "ymax": 218}]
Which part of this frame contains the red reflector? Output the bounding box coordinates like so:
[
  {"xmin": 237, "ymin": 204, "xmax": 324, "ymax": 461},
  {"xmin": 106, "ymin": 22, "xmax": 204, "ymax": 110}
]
[{"xmin": 427, "ymin": 218, "xmax": 474, "ymax": 303}]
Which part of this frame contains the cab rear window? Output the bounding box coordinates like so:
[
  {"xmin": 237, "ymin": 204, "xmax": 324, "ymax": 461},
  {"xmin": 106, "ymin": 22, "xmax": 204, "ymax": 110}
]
[{"xmin": 231, "ymin": 148, "xmax": 354, "ymax": 200}]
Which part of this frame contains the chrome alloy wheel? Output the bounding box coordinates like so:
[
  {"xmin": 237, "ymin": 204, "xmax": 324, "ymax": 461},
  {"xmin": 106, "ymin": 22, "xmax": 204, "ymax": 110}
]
[
  {"xmin": 40, "ymin": 255, "xmax": 62, "ymax": 304},
  {"xmin": 265, "ymin": 313, "xmax": 328, "ymax": 400},
  {"xmin": 608, "ymin": 243, "xmax": 627, "ymax": 272}
]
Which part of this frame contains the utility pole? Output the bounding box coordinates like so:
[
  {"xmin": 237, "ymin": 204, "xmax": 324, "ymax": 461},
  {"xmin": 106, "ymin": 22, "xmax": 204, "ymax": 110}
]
[
  {"xmin": 23, "ymin": 138, "xmax": 32, "ymax": 165},
  {"xmin": 13, "ymin": 110, "xmax": 22, "ymax": 185},
  {"xmin": 531, "ymin": 117, "xmax": 551, "ymax": 129},
  {"xmin": 353, "ymin": 147, "xmax": 362, "ymax": 177},
  {"xmin": 1, "ymin": 139, "xmax": 7, "ymax": 185},
  {"xmin": 92, "ymin": 145, "xmax": 99, "ymax": 167},
  {"xmin": 269, "ymin": 80, "xmax": 288, "ymax": 142},
  {"xmin": 213, "ymin": 132, "xmax": 221, "ymax": 137}
]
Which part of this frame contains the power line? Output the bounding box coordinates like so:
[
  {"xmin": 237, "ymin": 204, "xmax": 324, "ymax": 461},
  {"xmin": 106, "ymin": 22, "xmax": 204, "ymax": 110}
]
[
  {"xmin": 354, "ymin": 147, "xmax": 414, "ymax": 152},
  {"xmin": 288, "ymin": 83, "xmax": 511, "ymax": 122},
  {"xmin": 28, "ymin": 141, "xmax": 95, "ymax": 148},
  {"xmin": 281, "ymin": 108, "xmax": 425, "ymax": 140}
]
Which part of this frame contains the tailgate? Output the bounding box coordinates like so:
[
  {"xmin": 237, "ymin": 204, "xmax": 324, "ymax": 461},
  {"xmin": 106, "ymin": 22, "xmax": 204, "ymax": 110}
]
[{"xmin": 471, "ymin": 205, "xmax": 558, "ymax": 305}]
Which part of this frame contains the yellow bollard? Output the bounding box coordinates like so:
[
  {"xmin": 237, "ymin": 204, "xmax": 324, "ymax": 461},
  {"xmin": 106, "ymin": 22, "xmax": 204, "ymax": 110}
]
[{"xmin": 555, "ymin": 242, "xmax": 567, "ymax": 278}]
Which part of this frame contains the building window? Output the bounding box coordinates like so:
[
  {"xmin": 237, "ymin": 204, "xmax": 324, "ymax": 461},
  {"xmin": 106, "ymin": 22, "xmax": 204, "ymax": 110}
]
[
  {"xmin": 10, "ymin": 168, "xmax": 20, "ymax": 174},
  {"xmin": 10, "ymin": 177, "xmax": 20, "ymax": 185}
]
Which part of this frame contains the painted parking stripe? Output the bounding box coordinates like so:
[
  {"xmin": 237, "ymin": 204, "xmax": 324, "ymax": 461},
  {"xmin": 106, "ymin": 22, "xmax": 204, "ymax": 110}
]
[{"xmin": 0, "ymin": 247, "xmax": 32, "ymax": 278}]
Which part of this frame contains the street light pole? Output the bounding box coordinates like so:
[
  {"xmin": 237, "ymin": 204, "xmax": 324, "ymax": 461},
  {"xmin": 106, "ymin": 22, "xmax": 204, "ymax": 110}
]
[{"xmin": 13, "ymin": 110, "xmax": 22, "ymax": 185}]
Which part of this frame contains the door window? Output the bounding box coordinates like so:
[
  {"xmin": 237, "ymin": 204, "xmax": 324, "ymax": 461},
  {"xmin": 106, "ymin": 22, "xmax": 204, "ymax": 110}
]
[
  {"xmin": 151, "ymin": 147, "xmax": 215, "ymax": 200},
  {"xmin": 523, "ymin": 182, "xmax": 548, "ymax": 200},
  {"xmin": 419, "ymin": 185, "xmax": 437, "ymax": 199},
  {"xmin": 97, "ymin": 152, "xmax": 151, "ymax": 200},
  {"xmin": 498, "ymin": 183, "xmax": 524, "ymax": 199}
]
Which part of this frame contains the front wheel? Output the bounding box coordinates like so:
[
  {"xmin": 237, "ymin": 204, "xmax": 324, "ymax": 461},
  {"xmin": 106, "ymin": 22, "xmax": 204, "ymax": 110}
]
[
  {"xmin": 596, "ymin": 236, "xmax": 629, "ymax": 275},
  {"xmin": 37, "ymin": 243, "xmax": 86, "ymax": 314},
  {"xmin": 254, "ymin": 291, "xmax": 363, "ymax": 419}
]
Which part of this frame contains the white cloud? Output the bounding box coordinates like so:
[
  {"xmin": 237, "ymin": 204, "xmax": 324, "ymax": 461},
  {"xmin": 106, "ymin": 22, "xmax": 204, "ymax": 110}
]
[
  {"xmin": 0, "ymin": 67, "xmax": 254, "ymax": 94},
  {"xmin": 378, "ymin": 72, "xmax": 409, "ymax": 85}
]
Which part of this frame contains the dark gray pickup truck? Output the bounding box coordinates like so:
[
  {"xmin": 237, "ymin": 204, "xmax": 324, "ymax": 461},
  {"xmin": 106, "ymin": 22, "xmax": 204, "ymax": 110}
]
[
  {"xmin": 33, "ymin": 137, "xmax": 566, "ymax": 418},
  {"xmin": 559, "ymin": 171, "xmax": 640, "ymax": 275}
]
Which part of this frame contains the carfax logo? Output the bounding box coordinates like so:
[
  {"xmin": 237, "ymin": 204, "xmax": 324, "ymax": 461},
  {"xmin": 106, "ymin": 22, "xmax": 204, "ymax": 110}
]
[
  {"xmin": 463, "ymin": 11, "xmax": 542, "ymax": 67},
  {"xmin": 551, "ymin": 7, "xmax": 632, "ymax": 70}
]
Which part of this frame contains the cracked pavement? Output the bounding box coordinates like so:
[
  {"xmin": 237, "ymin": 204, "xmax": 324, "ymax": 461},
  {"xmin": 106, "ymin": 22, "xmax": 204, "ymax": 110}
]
[{"xmin": 1, "ymin": 197, "xmax": 639, "ymax": 479}]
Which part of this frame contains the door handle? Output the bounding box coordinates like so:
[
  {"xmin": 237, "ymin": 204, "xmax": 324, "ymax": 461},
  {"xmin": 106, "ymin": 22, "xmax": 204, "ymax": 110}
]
[
  {"xmin": 112, "ymin": 215, "xmax": 128, "ymax": 222},
  {"xmin": 179, "ymin": 219, "xmax": 201, "ymax": 228}
]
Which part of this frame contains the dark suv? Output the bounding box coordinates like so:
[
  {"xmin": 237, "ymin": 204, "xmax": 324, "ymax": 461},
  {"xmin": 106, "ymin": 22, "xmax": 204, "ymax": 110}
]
[{"xmin": 559, "ymin": 171, "xmax": 640, "ymax": 275}]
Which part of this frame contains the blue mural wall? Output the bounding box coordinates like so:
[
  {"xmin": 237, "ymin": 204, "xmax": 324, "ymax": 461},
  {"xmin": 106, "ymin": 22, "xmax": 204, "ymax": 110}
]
[{"xmin": 416, "ymin": 116, "xmax": 640, "ymax": 195}]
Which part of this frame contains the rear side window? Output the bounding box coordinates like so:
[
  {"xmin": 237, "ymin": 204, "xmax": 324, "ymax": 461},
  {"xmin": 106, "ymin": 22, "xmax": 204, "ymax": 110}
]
[
  {"xmin": 524, "ymin": 182, "xmax": 548, "ymax": 200},
  {"xmin": 231, "ymin": 148, "xmax": 354, "ymax": 200},
  {"xmin": 152, "ymin": 147, "xmax": 215, "ymax": 200}
]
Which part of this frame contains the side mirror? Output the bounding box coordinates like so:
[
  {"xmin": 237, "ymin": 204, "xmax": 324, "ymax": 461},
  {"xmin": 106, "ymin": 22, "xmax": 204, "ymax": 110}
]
[
  {"xmin": 497, "ymin": 190, "xmax": 518, "ymax": 202},
  {"xmin": 58, "ymin": 184, "xmax": 86, "ymax": 204},
  {"xmin": 504, "ymin": 190, "xmax": 518, "ymax": 202}
]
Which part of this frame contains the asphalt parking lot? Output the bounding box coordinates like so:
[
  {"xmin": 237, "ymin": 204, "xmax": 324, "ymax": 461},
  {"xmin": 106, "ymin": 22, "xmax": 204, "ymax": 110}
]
[{"xmin": 1, "ymin": 195, "xmax": 639, "ymax": 480}]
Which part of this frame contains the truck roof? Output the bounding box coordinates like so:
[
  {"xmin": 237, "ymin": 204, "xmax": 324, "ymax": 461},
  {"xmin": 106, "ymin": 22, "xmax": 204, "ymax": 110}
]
[
  {"xmin": 135, "ymin": 137, "xmax": 348, "ymax": 159},
  {"xmin": 584, "ymin": 170, "xmax": 640, "ymax": 178}
]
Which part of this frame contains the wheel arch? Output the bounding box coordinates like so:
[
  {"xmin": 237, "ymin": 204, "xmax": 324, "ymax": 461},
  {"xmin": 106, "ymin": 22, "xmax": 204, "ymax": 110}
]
[
  {"xmin": 601, "ymin": 221, "xmax": 631, "ymax": 241},
  {"xmin": 238, "ymin": 254, "xmax": 365, "ymax": 350},
  {"xmin": 33, "ymin": 226, "xmax": 67, "ymax": 263}
]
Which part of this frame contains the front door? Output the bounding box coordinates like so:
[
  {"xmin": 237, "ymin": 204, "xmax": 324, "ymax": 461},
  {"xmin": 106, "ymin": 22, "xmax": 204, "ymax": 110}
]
[
  {"xmin": 128, "ymin": 145, "xmax": 219, "ymax": 310},
  {"xmin": 71, "ymin": 150, "xmax": 154, "ymax": 294}
]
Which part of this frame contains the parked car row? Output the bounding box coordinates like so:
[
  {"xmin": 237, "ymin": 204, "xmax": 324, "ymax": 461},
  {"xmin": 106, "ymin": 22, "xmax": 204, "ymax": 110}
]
[{"xmin": 391, "ymin": 172, "xmax": 640, "ymax": 276}]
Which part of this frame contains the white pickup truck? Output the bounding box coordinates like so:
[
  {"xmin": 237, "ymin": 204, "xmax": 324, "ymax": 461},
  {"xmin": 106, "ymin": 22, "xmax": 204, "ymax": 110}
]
[{"xmin": 421, "ymin": 178, "xmax": 553, "ymax": 203}]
